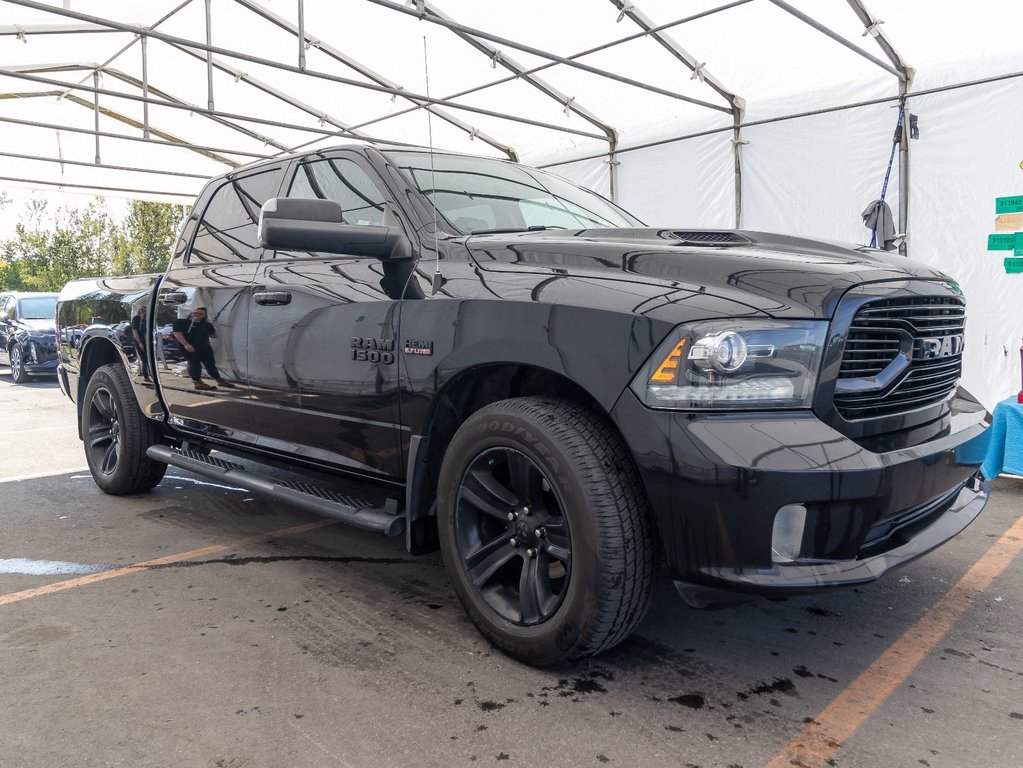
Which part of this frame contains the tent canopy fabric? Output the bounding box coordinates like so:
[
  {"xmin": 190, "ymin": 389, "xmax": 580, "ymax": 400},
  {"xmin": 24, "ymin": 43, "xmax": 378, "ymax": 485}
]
[{"xmin": 1, "ymin": 0, "xmax": 1017, "ymax": 201}]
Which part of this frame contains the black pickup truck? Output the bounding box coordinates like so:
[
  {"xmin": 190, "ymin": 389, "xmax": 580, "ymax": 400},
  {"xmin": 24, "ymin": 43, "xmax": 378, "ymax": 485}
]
[{"xmin": 57, "ymin": 144, "xmax": 990, "ymax": 666}]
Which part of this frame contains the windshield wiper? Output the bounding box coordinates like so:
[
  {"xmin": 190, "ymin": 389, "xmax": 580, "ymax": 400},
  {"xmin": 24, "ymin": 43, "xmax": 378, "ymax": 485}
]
[{"xmin": 469, "ymin": 225, "xmax": 567, "ymax": 235}]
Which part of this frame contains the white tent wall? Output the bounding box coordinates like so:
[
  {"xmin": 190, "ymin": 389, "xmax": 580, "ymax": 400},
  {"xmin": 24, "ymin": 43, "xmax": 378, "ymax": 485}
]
[
  {"xmin": 614, "ymin": 132, "xmax": 736, "ymax": 229},
  {"xmin": 542, "ymin": 158, "xmax": 610, "ymax": 206},
  {"xmin": 540, "ymin": 131, "xmax": 736, "ymax": 227},
  {"xmin": 908, "ymin": 74, "xmax": 1023, "ymax": 412},
  {"xmin": 740, "ymin": 102, "xmax": 902, "ymax": 245}
]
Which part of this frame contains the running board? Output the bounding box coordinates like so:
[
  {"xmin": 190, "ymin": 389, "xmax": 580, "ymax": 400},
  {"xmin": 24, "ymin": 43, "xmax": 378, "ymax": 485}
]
[{"xmin": 147, "ymin": 445, "xmax": 405, "ymax": 537}]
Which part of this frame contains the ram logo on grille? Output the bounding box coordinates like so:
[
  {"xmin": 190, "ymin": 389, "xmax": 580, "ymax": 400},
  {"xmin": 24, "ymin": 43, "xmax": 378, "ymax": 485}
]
[{"xmin": 917, "ymin": 334, "xmax": 964, "ymax": 360}]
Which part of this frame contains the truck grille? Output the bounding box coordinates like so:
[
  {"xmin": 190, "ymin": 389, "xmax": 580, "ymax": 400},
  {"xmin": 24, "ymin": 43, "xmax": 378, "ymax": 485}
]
[{"xmin": 834, "ymin": 295, "xmax": 965, "ymax": 420}]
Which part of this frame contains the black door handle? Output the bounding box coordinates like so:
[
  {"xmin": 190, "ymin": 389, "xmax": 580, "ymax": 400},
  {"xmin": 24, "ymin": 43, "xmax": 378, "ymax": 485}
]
[{"xmin": 253, "ymin": 291, "xmax": 292, "ymax": 306}]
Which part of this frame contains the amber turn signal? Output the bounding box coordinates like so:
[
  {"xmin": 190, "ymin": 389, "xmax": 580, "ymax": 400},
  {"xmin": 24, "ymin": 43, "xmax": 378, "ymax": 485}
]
[{"xmin": 650, "ymin": 339, "xmax": 687, "ymax": 383}]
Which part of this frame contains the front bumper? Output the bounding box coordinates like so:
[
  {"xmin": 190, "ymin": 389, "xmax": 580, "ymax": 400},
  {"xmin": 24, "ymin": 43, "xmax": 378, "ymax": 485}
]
[
  {"xmin": 21, "ymin": 339, "xmax": 58, "ymax": 375},
  {"xmin": 24, "ymin": 358, "xmax": 58, "ymax": 375},
  {"xmin": 612, "ymin": 388, "xmax": 990, "ymax": 595}
]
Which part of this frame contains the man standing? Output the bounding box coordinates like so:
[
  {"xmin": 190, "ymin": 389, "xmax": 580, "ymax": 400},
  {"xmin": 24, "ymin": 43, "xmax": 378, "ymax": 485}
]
[
  {"xmin": 171, "ymin": 306, "xmax": 235, "ymax": 391},
  {"xmin": 130, "ymin": 305, "xmax": 150, "ymax": 381}
]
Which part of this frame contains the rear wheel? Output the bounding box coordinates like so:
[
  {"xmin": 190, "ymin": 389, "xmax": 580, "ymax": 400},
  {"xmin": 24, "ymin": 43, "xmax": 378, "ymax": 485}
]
[
  {"xmin": 437, "ymin": 397, "xmax": 655, "ymax": 666},
  {"xmin": 9, "ymin": 344, "xmax": 29, "ymax": 384},
  {"xmin": 82, "ymin": 363, "xmax": 167, "ymax": 494}
]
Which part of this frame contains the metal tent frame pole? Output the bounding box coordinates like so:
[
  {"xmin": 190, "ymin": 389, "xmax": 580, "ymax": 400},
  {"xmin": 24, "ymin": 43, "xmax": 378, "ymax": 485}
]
[
  {"xmin": 608, "ymin": 0, "xmax": 747, "ymax": 224},
  {"xmin": 231, "ymin": 0, "xmax": 520, "ymax": 160},
  {"xmin": 766, "ymin": 0, "xmax": 906, "ymax": 81},
  {"xmin": 419, "ymin": 0, "xmax": 619, "ymax": 198},
  {"xmin": 4, "ymin": 0, "xmax": 609, "ymax": 152},
  {"xmin": 0, "ymin": 67, "xmax": 490, "ymax": 164},
  {"xmin": 342, "ymin": 1, "xmax": 751, "ymax": 136},
  {"xmin": 365, "ymin": 0, "xmax": 730, "ymax": 113},
  {"xmin": 846, "ymin": 0, "xmax": 915, "ymax": 256}
]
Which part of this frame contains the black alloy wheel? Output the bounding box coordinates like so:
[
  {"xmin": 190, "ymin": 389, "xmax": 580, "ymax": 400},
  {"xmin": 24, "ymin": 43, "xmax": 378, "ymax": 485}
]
[
  {"xmin": 437, "ymin": 397, "xmax": 655, "ymax": 667},
  {"xmin": 86, "ymin": 383, "xmax": 122, "ymax": 477},
  {"xmin": 455, "ymin": 447, "xmax": 572, "ymax": 627},
  {"xmin": 9, "ymin": 344, "xmax": 28, "ymax": 383},
  {"xmin": 81, "ymin": 364, "xmax": 167, "ymax": 495}
]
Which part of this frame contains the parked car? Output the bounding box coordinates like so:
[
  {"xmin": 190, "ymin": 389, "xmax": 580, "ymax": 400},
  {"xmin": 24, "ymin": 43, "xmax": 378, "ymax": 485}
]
[
  {"xmin": 56, "ymin": 145, "xmax": 990, "ymax": 666},
  {"xmin": 0, "ymin": 291, "xmax": 59, "ymax": 383}
]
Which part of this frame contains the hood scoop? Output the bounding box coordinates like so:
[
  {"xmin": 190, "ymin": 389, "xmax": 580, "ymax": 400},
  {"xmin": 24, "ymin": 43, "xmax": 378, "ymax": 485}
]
[{"xmin": 668, "ymin": 230, "xmax": 752, "ymax": 247}]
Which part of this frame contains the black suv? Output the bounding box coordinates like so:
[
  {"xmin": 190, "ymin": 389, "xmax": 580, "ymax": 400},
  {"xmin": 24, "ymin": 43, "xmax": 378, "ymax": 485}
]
[
  {"xmin": 0, "ymin": 291, "xmax": 59, "ymax": 383},
  {"xmin": 57, "ymin": 146, "xmax": 990, "ymax": 666}
]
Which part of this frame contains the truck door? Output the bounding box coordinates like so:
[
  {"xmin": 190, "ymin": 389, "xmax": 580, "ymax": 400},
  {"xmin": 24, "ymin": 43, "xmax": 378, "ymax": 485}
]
[
  {"xmin": 157, "ymin": 165, "xmax": 285, "ymax": 439},
  {"xmin": 245, "ymin": 152, "xmax": 406, "ymax": 481}
]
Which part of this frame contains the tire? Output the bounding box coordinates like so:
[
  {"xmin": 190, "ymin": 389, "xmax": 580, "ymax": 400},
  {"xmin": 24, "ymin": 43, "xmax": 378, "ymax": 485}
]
[
  {"xmin": 82, "ymin": 363, "xmax": 167, "ymax": 495},
  {"xmin": 436, "ymin": 397, "xmax": 655, "ymax": 666},
  {"xmin": 9, "ymin": 344, "xmax": 29, "ymax": 384}
]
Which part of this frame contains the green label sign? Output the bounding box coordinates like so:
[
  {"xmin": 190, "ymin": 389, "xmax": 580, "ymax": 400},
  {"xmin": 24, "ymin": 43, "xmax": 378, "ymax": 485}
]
[
  {"xmin": 1005, "ymin": 257, "xmax": 1023, "ymax": 274},
  {"xmin": 1017, "ymin": 233, "xmax": 1023, "ymax": 256},
  {"xmin": 988, "ymin": 233, "xmax": 1016, "ymax": 250},
  {"xmin": 996, "ymin": 196, "xmax": 1023, "ymax": 214}
]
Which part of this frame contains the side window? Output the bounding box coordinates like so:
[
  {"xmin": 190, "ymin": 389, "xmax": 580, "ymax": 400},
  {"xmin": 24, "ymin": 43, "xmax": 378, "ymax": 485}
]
[
  {"xmin": 188, "ymin": 168, "xmax": 282, "ymax": 263},
  {"xmin": 288, "ymin": 158, "xmax": 386, "ymax": 226}
]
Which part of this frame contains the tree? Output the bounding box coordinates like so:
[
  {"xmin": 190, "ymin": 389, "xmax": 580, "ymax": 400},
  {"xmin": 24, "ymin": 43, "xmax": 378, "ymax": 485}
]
[
  {"xmin": 0, "ymin": 198, "xmax": 117, "ymax": 291},
  {"xmin": 112, "ymin": 200, "xmax": 187, "ymax": 276},
  {"xmin": 0, "ymin": 197, "xmax": 186, "ymax": 291}
]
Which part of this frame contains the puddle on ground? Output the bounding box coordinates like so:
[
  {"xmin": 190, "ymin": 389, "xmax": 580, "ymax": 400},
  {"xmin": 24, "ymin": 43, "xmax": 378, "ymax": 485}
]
[{"xmin": 0, "ymin": 558, "xmax": 119, "ymax": 576}]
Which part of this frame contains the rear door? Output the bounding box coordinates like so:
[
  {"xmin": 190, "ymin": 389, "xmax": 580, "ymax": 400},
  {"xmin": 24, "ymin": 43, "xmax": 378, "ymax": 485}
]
[
  {"xmin": 157, "ymin": 164, "xmax": 286, "ymax": 439},
  {"xmin": 245, "ymin": 151, "xmax": 408, "ymax": 480}
]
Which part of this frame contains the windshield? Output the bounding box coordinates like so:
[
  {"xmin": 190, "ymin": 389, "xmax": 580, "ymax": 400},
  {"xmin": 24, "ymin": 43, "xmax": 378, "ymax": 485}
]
[
  {"xmin": 18, "ymin": 296, "xmax": 57, "ymax": 319},
  {"xmin": 385, "ymin": 151, "xmax": 643, "ymax": 234}
]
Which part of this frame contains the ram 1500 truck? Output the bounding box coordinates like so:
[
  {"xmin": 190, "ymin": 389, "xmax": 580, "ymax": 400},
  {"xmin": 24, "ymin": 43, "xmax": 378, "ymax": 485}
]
[{"xmin": 57, "ymin": 145, "xmax": 990, "ymax": 666}]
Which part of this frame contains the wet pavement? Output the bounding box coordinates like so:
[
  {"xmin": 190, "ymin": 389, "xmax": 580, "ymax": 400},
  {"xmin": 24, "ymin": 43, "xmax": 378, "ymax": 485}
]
[{"xmin": 1, "ymin": 371, "xmax": 1021, "ymax": 768}]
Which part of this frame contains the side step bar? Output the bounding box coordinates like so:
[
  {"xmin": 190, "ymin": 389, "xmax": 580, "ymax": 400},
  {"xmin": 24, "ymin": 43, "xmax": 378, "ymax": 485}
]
[{"xmin": 147, "ymin": 445, "xmax": 405, "ymax": 537}]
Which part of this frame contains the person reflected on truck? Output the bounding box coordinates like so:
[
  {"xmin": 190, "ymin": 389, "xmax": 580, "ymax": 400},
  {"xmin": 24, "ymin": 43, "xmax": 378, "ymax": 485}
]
[
  {"xmin": 172, "ymin": 306, "xmax": 235, "ymax": 391},
  {"xmin": 130, "ymin": 305, "xmax": 150, "ymax": 381}
]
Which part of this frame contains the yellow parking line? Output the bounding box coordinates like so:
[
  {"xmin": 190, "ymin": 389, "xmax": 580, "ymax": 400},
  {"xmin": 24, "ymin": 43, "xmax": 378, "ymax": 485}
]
[
  {"xmin": 765, "ymin": 515, "xmax": 1023, "ymax": 768},
  {"xmin": 0, "ymin": 519, "xmax": 336, "ymax": 607}
]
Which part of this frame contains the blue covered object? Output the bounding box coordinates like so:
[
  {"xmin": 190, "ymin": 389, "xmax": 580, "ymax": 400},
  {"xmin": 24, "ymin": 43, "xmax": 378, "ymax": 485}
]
[{"xmin": 958, "ymin": 397, "xmax": 1023, "ymax": 480}]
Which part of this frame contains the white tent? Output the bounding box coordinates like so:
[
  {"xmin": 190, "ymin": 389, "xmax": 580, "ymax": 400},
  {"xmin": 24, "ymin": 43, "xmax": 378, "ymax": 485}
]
[{"xmin": 1, "ymin": 0, "xmax": 1021, "ymax": 408}]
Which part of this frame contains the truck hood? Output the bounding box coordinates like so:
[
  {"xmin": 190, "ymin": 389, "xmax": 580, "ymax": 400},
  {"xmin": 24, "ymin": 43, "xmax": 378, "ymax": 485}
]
[
  {"xmin": 464, "ymin": 228, "xmax": 953, "ymax": 319},
  {"xmin": 19, "ymin": 318, "xmax": 56, "ymax": 334}
]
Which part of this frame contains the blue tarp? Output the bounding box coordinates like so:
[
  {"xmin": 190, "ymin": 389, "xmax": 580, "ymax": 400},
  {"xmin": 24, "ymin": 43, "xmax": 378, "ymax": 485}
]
[{"xmin": 958, "ymin": 397, "xmax": 1023, "ymax": 480}]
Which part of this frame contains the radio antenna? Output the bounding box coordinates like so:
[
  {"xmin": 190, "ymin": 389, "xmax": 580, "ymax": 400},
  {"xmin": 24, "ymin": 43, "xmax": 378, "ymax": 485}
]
[{"xmin": 424, "ymin": 35, "xmax": 443, "ymax": 295}]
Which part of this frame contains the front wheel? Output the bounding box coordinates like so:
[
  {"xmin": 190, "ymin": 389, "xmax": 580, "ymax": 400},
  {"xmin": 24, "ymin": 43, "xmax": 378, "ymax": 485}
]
[
  {"xmin": 437, "ymin": 397, "xmax": 655, "ymax": 667},
  {"xmin": 9, "ymin": 344, "xmax": 29, "ymax": 383},
  {"xmin": 82, "ymin": 363, "xmax": 167, "ymax": 494}
]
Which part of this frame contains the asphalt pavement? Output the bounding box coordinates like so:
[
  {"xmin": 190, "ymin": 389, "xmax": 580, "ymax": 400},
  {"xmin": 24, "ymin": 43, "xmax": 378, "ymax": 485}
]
[{"xmin": 1, "ymin": 370, "xmax": 1020, "ymax": 768}]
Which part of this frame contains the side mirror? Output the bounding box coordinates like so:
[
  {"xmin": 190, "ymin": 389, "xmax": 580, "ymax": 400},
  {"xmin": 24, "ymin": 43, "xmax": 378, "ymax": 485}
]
[
  {"xmin": 258, "ymin": 197, "xmax": 411, "ymax": 260},
  {"xmin": 159, "ymin": 291, "xmax": 188, "ymax": 305}
]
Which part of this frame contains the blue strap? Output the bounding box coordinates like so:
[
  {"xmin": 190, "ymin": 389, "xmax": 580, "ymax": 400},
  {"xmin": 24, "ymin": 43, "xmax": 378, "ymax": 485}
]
[{"xmin": 870, "ymin": 104, "xmax": 905, "ymax": 248}]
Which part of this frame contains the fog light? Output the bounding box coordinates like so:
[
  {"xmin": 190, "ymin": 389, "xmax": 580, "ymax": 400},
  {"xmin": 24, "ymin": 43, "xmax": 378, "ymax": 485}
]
[{"xmin": 772, "ymin": 504, "xmax": 807, "ymax": 563}]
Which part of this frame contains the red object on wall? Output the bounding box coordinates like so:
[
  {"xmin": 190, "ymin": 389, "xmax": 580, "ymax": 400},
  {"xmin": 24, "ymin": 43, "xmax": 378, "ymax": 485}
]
[{"xmin": 1019, "ymin": 338, "xmax": 1023, "ymax": 403}]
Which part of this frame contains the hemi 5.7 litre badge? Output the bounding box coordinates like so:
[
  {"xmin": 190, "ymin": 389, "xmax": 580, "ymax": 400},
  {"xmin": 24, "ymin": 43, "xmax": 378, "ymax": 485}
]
[
  {"xmin": 351, "ymin": 337, "xmax": 395, "ymax": 364},
  {"xmin": 404, "ymin": 339, "xmax": 434, "ymax": 356}
]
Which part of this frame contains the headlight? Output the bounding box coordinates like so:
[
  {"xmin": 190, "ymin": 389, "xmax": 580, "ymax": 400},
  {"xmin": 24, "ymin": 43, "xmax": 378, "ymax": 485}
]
[{"xmin": 631, "ymin": 319, "xmax": 829, "ymax": 409}]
